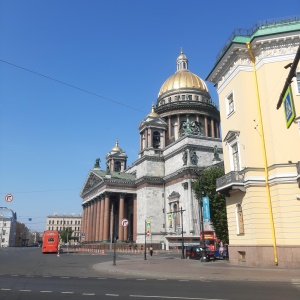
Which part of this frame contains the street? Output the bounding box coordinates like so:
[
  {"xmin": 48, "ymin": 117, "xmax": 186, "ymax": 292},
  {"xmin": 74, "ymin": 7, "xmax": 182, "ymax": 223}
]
[{"xmin": 0, "ymin": 247, "xmax": 299, "ymax": 299}]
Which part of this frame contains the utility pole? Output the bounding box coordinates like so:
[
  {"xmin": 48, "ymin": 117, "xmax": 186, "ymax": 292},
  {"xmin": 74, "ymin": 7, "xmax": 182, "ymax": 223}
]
[{"xmin": 168, "ymin": 207, "xmax": 186, "ymax": 259}]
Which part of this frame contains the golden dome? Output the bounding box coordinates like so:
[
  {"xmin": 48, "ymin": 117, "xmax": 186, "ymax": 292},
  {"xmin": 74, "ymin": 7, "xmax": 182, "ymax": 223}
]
[
  {"xmin": 158, "ymin": 70, "xmax": 208, "ymax": 96},
  {"xmin": 158, "ymin": 50, "xmax": 208, "ymax": 97},
  {"xmin": 147, "ymin": 104, "xmax": 159, "ymax": 118},
  {"xmin": 111, "ymin": 140, "xmax": 122, "ymax": 152}
]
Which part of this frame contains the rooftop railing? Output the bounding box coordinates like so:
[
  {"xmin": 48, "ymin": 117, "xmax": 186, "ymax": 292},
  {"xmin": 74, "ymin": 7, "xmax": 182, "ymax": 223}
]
[{"xmin": 216, "ymin": 15, "xmax": 300, "ymax": 61}]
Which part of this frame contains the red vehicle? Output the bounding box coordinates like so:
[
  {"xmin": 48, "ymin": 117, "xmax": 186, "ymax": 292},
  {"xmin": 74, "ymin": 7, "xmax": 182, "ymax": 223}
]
[
  {"xmin": 42, "ymin": 230, "xmax": 59, "ymax": 253},
  {"xmin": 200, "ymin": 230, "xmax": 216, "ymax": 258}
]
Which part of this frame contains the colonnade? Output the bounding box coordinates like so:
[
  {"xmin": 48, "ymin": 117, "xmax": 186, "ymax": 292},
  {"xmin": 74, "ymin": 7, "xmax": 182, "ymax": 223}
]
[{"xmin": 81, "ymin": 193, "xmax": 137, "ymax": 243}]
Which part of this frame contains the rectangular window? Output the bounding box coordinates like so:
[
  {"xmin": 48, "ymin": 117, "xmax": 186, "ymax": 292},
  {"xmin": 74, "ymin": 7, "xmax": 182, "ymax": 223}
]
[
  {"xmin": 226, "ymin": 92, "xmax": 235, "ymax": 116},
  {"xmin": 232, "ymin": 143, "xmax": 240, "ymax": 171}
]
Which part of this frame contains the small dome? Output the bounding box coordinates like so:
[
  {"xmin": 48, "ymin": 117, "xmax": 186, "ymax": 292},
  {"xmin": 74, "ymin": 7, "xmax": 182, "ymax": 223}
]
[
  {"xmin": 111, "ymin": 140, "xmax": 122, "ymax": 152},
  {"xmin": 147, "ymin": 104, "xmax": 159, "ymax": 118}
]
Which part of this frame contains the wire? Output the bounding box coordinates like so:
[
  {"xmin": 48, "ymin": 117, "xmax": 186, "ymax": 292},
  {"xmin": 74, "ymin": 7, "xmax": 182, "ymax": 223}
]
[
  {"xmin": 0, "ymin": 188, "xmax": 80, "ymax": 195},
  {"xmin": 0, "ymin": 59, "xmax": 147, "ymax": 114}
]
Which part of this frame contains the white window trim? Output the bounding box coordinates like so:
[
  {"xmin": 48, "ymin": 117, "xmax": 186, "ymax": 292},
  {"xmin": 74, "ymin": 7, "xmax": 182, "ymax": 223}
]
[
  {"xmin": 227, "ymin": 138, "xmax": 242, "ymax": 172},
  {"xmin": 225, "ymin": 90, "xmax": 235, "ymax": 117}
]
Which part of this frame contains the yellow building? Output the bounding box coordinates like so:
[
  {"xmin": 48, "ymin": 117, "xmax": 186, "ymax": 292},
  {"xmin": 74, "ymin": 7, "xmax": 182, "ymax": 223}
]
[{"xmin": 207, "ymin": 17, "xmax": 300, "ymax": 267}]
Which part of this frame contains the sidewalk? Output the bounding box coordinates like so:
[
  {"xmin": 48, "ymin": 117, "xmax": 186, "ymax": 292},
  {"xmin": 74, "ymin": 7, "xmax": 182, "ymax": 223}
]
[{"xmin": 93, "ymin": 252, "xmax": 300, "ymax": 282}]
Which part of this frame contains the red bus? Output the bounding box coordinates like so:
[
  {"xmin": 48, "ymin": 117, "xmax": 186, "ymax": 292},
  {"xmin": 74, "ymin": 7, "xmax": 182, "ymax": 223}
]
[
  {"xmin": 42, "ymin": 230, "xmax": 59, "ymax": 253},
  {"xmin": 200, "ymin": 230, "xmax": 216, "ymax": 252}
]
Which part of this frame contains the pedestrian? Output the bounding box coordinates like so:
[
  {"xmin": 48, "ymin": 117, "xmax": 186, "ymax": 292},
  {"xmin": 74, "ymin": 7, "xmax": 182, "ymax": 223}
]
[{"xmin": 150, "ymin": 245, "xmax": 153, "ymax": 256}]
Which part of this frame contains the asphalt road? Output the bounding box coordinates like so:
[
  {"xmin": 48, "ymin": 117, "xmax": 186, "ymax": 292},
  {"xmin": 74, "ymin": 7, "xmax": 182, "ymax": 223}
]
[{"xmin": 0, "ymin": 247, "xmax": 299, "ymax": 300}]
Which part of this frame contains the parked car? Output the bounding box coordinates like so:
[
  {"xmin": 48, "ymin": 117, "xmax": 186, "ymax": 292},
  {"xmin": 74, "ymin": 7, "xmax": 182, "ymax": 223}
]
[
  {"xmin": 186, "ymin": 246, "xmax": 202, "ymax": 260},
  {"xmin": 186, "ymin": 246, "xmax": 215, "ymax": 261}
]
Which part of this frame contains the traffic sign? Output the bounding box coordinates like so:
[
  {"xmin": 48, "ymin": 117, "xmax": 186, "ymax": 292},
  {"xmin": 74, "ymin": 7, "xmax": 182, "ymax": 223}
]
[
  {"xmin": 121, "ymin": 219, "xmax": 128, "ymax": 227},
  {"xmin": 5, "ymin": 194, "xmax": 13, "ymax": 202},
  {"xmin": 146, "ymin": 230, "xmax": 150, "ymax": 236}
]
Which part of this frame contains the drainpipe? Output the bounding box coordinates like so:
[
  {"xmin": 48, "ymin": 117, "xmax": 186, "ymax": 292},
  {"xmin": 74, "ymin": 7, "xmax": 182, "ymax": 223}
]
[{"xmin": 246, "ymin": 42, "xmax": 278, "ymax": 265}]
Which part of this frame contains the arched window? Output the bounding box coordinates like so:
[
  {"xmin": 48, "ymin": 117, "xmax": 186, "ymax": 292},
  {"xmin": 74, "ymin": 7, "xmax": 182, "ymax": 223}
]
[
  {"xmin": 153, "ymin": 131, "xmax": 160, "ymax": 149},
  {"xmin": 236, "ymin": 204, "xmax": 244, "ymax": 234},
  {"xmin": 114, "ymin": 161, "xmax": 121, "ymax": 172}
]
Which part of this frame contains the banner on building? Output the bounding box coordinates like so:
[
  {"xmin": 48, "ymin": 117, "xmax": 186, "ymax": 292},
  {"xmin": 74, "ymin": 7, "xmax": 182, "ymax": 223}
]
[
  {"xmin": 146, "ymin": 221, "xmax": 151, "ymax": 236},
  {"xmin": 202, "ymin": 196, "xmax": 211, "ymax": 222}
]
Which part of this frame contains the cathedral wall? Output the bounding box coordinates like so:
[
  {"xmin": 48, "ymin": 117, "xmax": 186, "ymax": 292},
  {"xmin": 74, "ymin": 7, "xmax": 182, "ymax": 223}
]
[
  {"xmin": 135, "ymin": 159, "xmax": 165, "ymax": 179},
  {"xmin": 164, "ymin": 136, "xmax": 223, "ymax": 176},
  {"xmin": 164, "ymin": 180, "xmax": 200, "ymax": 239},
  {"xmin": 136, "ymin": 186, "xmax": 165, "ymax": 245}
]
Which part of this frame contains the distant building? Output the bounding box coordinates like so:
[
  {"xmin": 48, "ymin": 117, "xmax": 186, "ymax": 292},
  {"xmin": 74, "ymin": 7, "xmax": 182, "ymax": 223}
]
[
  {"xmin": 207, "ymin": 16, "xmax": 300, "ymax": 267},
  {"xmin": 46, "ymin": 214, "xmax": 82, "ymax": 244},
  {"xmin": 0, "ymin": 207, "xmax": 17, "ymax": 247}
]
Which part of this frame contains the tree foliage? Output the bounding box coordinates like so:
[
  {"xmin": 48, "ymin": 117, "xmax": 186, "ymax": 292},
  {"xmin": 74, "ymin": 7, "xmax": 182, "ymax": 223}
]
[
  {"xmin": 193, "ymin": 165, "xmax": 229, "ymax": 244},
  {"xmin": 59, "ymin": 227, "xmax": 73, "ymax": 244}
]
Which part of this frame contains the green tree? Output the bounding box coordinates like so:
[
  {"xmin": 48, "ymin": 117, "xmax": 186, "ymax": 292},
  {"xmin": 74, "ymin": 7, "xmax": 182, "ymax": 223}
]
[
  {"xmin": 59, "ymin": 227, "xmax": 73, "ymax": 244},
  {"xmin": 192, "ymin": 165, "xmax": 229, "ymax": 244}
]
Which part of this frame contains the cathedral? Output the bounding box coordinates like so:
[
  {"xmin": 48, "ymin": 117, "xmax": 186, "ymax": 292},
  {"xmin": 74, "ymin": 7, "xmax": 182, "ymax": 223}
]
[{"xmin": 80, "ymin": 50, "xmax": 223, "ymax": 249}]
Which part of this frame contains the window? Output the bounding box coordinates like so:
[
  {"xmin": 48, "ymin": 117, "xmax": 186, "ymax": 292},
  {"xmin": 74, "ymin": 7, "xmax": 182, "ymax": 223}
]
[
  {"xmin": 226, "ymin": 92, "xmax": 235, "ymax": 116},
  {"xmin": 224, "ymin": 130, "xmax": 241, "ymax": 172},
  {"xmin": 168, "ymin": 97, "xmax": 171, "ymax": 103},
  {"xmin": 232, "ymin": 143, "xmax": 240, "ymax": 171},
  {"xmin": 153, "ymin": 131, "xmax": 161, "ymax": 149},
  {"xmin": 296, "ymin": 71, "xmax": 300, "ymax": 93},
  {"xmin": 236, "ymin": 204, "xmax": 244, "ymax": 234},
  {"xmin": 114, "ymin": 161, "xmax": 121, "ymax": 172}
]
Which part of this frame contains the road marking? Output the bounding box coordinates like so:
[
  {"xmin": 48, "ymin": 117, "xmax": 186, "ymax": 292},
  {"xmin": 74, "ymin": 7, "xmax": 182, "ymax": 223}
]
[
  {"xmin": 136, "ymin": 279, "xmax": 146, "ymax": 280},
  {"xmin": 79, "ymin": 276, "xmax": 88, "ymax": 278},
  {"xmin": 97, "ymin": 277, "xmax": 107, "ymax": 279},
  {"xmin": 62, "ymin": 291, "xmax": 74, "ymax": 294},
  {"xmin": 1, "ymin": 289, "xmax": 11, "ymax": 291},
  {"xmin": 40, "ymin": 291, "xmax": 53, "ymax": 293},
  {"xmin": 61, "ymin": 276, "xmax": 69, "ymax": 278},
  {"xmin": 26, "ymin": 275, "xmax": 34, "ymax": 277},
  {"xmin": 130, "ymin": 296, "xmax": 227, "ymax": 300},
  {"xmin": 179, "ymin": 280, "xmax": 189, "ymax": 282},
  {"xmin": 106, "ymin": 294, "xmax": 119, "ymax": 297},
  {"xmin": 83, "ymin": 293, "xmax": 95, "ymax": 295},
  {"xmin": 43, "ymin": 275, "xmax": 52, "ymax": 277},
  {"xmin": 20, "ymin": 290, "xmax": 31, "ymax": 292},
  {"xmin": 116, "ymin": 278, "xmax": 126, "ymax": 280},
  {"xmin": 11, "ymin": 275, "xmax": 19, "ymax": 277},
  {"xmin": 157, "ymin": 279, "xmax": 167, "ymax": 281}
]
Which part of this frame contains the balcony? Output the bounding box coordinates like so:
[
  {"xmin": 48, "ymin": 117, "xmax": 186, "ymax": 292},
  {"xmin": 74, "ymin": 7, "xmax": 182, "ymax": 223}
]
[{"xmin": 216, "ymin": 171, "xmax": 245, "ymax": 196}]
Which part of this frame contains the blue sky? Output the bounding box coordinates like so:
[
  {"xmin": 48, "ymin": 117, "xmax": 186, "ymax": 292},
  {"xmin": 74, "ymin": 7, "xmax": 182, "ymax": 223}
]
[{"xmin": 0, "ymin": 0, "xmax": 298, "ymax": 232}]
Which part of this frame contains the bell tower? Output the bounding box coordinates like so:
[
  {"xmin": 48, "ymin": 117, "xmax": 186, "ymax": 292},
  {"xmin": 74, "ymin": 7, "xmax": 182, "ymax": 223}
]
[{"xmin": 106, "ymin": 140, "xmax": 128, "ymax": 172}]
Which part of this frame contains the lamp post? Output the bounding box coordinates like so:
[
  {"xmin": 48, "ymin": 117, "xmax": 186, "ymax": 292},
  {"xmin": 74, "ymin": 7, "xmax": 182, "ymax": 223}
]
[
  {"xmin": 180, "ymin": 207, "xmax": 185, "ymax": 259},
  {"xmin": 144, "ymin": 220, "xmax": 147, "ymax": 260},
  {"xmin": 169, "ymin": 207, "xmax": 186, "ymax": 259},
  {"xmin": 199, "ymin": 192, "xmax": 207, "ymax": 262}
]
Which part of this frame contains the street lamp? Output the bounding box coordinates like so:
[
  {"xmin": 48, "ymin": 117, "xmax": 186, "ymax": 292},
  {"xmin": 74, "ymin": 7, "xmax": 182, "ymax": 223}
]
[
  {"xmin": 180, "ymin": 207, "xmax": 185, "ymax": 259},
  {"xmin": 170, "ymin": 207, "xmax": 186, "ymax": 259},
  {"xmin": 199, "ymin": 192, "xmax": 207, "ymax": 262}
]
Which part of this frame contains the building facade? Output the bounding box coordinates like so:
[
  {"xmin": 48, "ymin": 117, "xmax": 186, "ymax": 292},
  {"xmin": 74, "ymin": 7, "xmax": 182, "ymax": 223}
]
[
  {"xmin": 207, "ymin": 17, "xmax": 300, "ymax": 267},
  {"xmin": 81, "ymin": 51, "xmax": 223, "ymax": 249},
  {"xmin": 46, "ymin": 214, "xmax": 82, "ymax": 244},
  {"xmin": 0, "ymin": 207, "xmax": 17, "ymax": 247}
]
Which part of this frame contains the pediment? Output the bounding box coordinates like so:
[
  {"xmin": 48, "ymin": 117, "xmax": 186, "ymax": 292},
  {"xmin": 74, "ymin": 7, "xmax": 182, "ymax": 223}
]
[
  {"xmin": 168, "ymin": 191, "xmax": 180, "ymax": 199},
  {"xmin": 139, "ymin": 117, "xmax": 167, "ymax": 129},
  {"xmin": 80, "ymin": 171, "xmax": 103, "ymax": 196},
  {"xmin": 223, "ymin": 130, "xmax": 240, "ymax": 143}
]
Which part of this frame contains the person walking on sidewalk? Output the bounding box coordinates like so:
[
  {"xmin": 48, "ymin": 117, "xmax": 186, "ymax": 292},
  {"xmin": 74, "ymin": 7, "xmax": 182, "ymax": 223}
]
[{"xmin": 149, "ymin": 245, "xmax": 153, "ymax": 256}]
